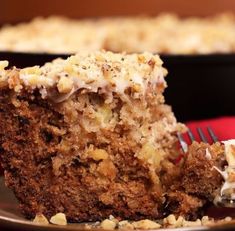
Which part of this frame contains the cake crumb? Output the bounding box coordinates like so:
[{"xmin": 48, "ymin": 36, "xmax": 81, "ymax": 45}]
[
  {"xmin": 182, "ymin": 219, "xmax": 202, "ymax": 227},
  {"xmin": 132, "ymin": 219, "xmax": 161, "ymax": 229},
  {"xmin": 163, "ymin": 214, "xmax": 184, "ymax": 228},
  {"xmin": 118, "ymin": 220, "xmax": 134, "ymax": 229},
  {"xmin": 225, "ymin": 216, "xmax": 232, "ymax": 222},
  {"xmin": 50, "ymin": 213, "xmax": 67, "ymax": 226},
  {"xmin": 33, "ymin": 213, "xmax": 49, "ymax": 225},
  {"xmin": 201, "ymin": 216, "xmax": 215, "ymax": 226},
  {"xmin": 100, "ymin": 219, "xmax": 117, "ymax": 230}
]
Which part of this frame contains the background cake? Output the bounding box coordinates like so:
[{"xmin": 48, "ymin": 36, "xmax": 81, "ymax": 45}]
[{"xmin": 0, "ymin": 14, "xmax": 235, "ymax": 54}]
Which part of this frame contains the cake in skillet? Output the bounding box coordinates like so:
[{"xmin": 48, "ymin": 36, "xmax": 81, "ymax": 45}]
[{"xmin": 0, "ymin": 14, "xmax": 235, "ymax": 54}]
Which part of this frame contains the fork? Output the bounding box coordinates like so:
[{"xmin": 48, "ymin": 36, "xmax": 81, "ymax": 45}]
[
  {"xmin": 177, "ymin": 127, "xmax": 235, "ymax": 208},
  {"xmin": 177, "ymin": 127, "xmax": 218, "ymax": 153}
]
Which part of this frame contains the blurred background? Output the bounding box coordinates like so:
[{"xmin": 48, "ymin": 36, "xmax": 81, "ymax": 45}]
[{"xmin": 1, "ymin": 0, "xmax": 235, "ymax": 23}]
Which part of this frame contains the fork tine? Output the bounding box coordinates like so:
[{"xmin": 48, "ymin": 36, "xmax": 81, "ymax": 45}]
[
  {"xmin": 187, "ymin": 128, "xmax": 195, "ymax": 143},
  {"xmin": 197, "ymin": 127, "xmax": 208, "ymax": 143},
  {"xmin": 177, "ymin": 132, "xmax": 188, "ymax": 153},
  {"xmin": 207, "ymin": 127, "xmax": 218, "ymax": 143}
]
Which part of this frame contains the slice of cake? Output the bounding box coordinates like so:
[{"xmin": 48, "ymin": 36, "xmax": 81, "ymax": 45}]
[
  {"xmin": 163, "ymin": 139, "xmax": 235, "ymax": 222},
  {"xmin": 0, "ymin": 51, "xmax": 185, "ymax": 222},
  {"xmin": 163, "ymin": 141, "xmax": 225, "ymax": 220}
]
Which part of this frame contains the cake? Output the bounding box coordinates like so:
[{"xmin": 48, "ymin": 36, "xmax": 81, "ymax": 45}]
[
  {"xmin": 0, "ymin": 51, "xmax": 185, "ymax": 222},
  {"xmin": 163, "ymin": 141, "xmax": 225, "ymax": 219},
  {"xmin": 1, "ymin": 51, "xmax": 234, "ymax": 224},
  {"xmin": 0, "ymin": 14, "xmax": 235, "ymax": 54}
]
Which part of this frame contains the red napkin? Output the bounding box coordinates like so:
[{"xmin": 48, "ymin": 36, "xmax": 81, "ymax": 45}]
[{"xmin": 186, "ymin": 116, "xmax": 235, "ymax": 142}]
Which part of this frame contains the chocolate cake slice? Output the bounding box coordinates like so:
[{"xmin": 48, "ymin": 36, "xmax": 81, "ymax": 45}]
[{"xmin": 0, "ymin": 51, "xmax": 185, "ymax": 222}]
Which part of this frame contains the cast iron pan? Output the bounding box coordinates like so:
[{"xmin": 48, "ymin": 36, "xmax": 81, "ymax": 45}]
[{"xmin": 1, "ymin": 51, "xmax": 235, "ymax": 122}]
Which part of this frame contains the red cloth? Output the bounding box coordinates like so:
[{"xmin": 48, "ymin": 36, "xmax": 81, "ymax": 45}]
[
  {"xmin": 186, "ymin": 116, "xmax": 235, "ymax": 142},
  {"xmin": 173, "ymin": 116, "xmax": 235, "ymax": 163}
]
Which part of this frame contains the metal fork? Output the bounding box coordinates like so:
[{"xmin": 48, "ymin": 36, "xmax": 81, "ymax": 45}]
[
  {"xmin": 177, "ymin": 127, "xmax": 218, "ymax": 153},
  {"xmin": 177, "ymin": 127, "xmax": 235, "ymax": 208}
]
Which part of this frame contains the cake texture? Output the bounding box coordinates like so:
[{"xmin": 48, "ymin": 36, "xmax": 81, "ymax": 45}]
[
  {"xmin": 163, "ymin": 142, "xmax": 224, "ymax": 219},
  {"xmin": 0, "ymin": 51, "xmax": 234, "ymax": 224},
  {"xmin": 0, "ymin": 14, "xmax": 235, "ymax": 54},
  {"xmin": 0, "ymin": 51, "xmax": 186, "ymax": 221}
]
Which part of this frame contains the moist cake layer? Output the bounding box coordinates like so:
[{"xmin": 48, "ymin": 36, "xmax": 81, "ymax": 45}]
[{"xmin": 0, "ymin": 51, "xmax": 185, "ymax": 221}]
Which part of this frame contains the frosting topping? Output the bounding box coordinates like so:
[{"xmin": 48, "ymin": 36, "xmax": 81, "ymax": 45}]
[{"xmin": 0, "ymin": 51, "xmax": 166, "ymax": 102}]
